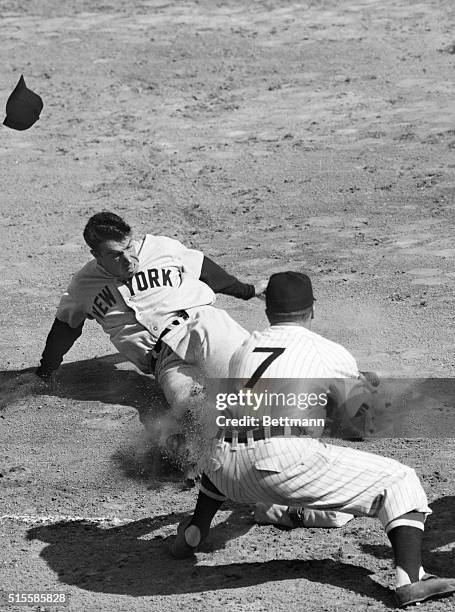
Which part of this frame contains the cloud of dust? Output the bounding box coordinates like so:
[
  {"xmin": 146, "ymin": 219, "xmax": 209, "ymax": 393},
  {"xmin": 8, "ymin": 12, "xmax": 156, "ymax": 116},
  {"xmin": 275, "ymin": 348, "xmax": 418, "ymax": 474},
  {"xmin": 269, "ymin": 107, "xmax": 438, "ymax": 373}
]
[
  {"xmin": 114, "ymin": 382, "xmax": 218, "ymax": 481},
  {"xmin": 316, "ymin": 298, "xmax": 394, "ymax": 375}
]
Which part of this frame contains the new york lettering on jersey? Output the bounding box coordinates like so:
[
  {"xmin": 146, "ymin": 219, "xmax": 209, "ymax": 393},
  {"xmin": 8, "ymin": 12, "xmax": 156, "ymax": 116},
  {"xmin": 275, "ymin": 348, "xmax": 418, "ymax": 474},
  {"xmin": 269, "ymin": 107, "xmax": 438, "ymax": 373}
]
[
  {"xmin": 56, "ymin": 234, "xmax": 216, "ymax": 373},
  {"xmin": 91, "ymin": 284, "xmax": 118, "ymax": 319},
  {"xmin": 91, "ymin": 266, "xmax": 178, "ymax": 319}
]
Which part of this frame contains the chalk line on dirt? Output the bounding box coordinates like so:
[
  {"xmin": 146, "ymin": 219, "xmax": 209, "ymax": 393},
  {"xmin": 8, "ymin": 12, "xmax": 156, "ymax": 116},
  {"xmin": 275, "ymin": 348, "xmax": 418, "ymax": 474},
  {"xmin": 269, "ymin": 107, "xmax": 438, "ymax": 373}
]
[{"xmin": 0, "ymin": 514, "xmax": 134, "ymax": 525}]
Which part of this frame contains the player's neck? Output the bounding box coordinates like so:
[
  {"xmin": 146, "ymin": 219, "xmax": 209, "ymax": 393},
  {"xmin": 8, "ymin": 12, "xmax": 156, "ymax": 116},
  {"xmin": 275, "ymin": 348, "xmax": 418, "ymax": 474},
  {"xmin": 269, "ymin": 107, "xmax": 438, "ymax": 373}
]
[{"xmin": 270, "ymin": 321, "xmax": 312, "ymax": 329}]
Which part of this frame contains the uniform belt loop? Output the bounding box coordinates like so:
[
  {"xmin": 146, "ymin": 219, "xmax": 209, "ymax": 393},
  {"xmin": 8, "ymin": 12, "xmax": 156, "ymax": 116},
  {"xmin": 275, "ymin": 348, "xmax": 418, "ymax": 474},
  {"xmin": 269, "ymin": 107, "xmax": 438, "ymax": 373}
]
[
  {"xmin": 223, "ymin": 425, "xmax": 305, "ymax": 444},
  {"xmin": 230, "ymin": 430, "xmax": 238, "ymax": 451},
  {"xmin": 216, "ymin": 428, "xmax": 226, "ymax": 447},
  {"xmin": 246, "ymin": 430, "xmax": 255, "ymax": 449}
]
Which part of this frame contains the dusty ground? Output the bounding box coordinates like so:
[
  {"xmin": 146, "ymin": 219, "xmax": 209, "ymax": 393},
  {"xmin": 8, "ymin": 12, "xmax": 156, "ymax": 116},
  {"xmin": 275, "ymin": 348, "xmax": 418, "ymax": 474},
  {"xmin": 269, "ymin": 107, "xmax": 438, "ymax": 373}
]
[{"xmin": 1, "ymin": 0, "xmax": 455, "ymax": 610}]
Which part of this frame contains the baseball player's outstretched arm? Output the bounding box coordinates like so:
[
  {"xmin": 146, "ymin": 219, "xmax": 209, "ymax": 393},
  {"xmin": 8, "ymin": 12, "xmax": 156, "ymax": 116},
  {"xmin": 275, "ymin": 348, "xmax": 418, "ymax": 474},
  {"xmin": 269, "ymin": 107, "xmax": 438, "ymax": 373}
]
[
  {"xmin": 200, "ymin": 256, "xmax": 256, "ymax": 299},
  {"xmin": 35, "ymin": 318, "xmax": 85, "ymax": 380}
]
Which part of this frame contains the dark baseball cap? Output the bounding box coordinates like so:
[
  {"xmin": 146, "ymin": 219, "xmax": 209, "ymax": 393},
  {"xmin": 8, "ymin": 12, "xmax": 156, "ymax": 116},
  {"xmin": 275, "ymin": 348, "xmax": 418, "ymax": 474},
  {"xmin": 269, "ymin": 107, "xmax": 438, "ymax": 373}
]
[
  {"xmin": 266, "ymin": 271, "xmax": 315, "ymax": 315},
  {"xmin": 3, "ymin": 75, "xmax": 43, "ymax": 131}
]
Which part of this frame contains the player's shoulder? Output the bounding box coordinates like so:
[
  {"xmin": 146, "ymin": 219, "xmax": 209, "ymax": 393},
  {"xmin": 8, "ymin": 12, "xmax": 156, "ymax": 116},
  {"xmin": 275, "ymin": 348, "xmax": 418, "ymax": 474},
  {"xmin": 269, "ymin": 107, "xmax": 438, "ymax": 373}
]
[
  {"xmin": 237, "ymin": 328, "xmax": 269, "ymax": 348},
  {"xmin": 139, "ymin": 234, "xmax": 191, "ymax": 255},
  {"xmin": 229, "ymin": 330, "xmax": 257, "ymax": 364},
  {"xmin": 264, "ymin": 325, "xmax": 357, "ymax": 369},
  {"xmin": 145, "ymin": 233, "xmax": 185, "ymax": 247},
  {"xmin": 307, "ymin": 328, "xmax": 358, "ymax": 372},
  {"xmin": 306, "ymin": 327, "xmax": 356, "ymax": 357},
  {"xmin": 305, "ymin": 326, "xmax": 344, "ymax": 349},
  {"xmin": 233, "ymin": 325, "xmax": 298, "ymax": 348},
  {"xmin": 69, "ymin": 259, "xmax": 110, "ymax": 289},
  {"xmin": 229, "ymin": 327, "xmax": 284, "ymax": 364},
  {"xmin": 71, "ymin": 259, "xmax": 98, "ymax": 281}
]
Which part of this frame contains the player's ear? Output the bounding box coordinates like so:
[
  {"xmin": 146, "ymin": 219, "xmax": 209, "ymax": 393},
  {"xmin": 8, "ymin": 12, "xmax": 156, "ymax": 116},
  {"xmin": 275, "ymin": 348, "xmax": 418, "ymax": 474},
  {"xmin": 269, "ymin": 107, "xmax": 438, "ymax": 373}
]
[{"xmin": 311, "ymin": 305, "xmax": 315, "ymax": 320}]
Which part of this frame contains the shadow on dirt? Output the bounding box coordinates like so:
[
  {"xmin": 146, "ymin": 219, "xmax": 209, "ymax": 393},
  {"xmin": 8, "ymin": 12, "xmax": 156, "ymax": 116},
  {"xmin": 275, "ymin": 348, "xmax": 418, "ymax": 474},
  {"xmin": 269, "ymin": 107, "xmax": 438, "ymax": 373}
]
[
  {"xmin": 0, "ymin": 354, "xmax": 166, "ymax": 423},
  {"xmin": 0, "ymin": 355, "xmax": 183, "ymax": 486},
  {"xmin": 26, "ymin": 508, "xmax": 394, "ymax": 605},
  {"xmin": 361, "ymin": 495, "xmax": 455, "ymax": 578}
]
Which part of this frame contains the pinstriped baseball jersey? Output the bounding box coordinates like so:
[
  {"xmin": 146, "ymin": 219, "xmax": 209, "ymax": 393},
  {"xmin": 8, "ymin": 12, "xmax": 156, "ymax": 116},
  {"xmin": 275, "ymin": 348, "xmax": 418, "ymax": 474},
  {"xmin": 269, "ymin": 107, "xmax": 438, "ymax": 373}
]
[
  {"xmin": 229, "ymin": 324, "xmax": 359, "ymax": 380},
  {"xmin": 203, "ymin": 322, "xmax": 431, "ymax": 526},
  {"xmin": 222, "ymin": 324, "xmax": 362, "ymax": 432},
  {"xmin": 55, "ymin": 234, "xmax": 216, "ymax": 373}
]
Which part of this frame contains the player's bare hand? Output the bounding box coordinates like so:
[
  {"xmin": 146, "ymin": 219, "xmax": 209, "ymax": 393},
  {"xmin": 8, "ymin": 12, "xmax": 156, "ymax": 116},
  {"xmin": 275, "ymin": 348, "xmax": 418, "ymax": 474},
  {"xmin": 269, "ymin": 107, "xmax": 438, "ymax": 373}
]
[
  {"xmin": 254, "ymin": 279, "xmax": 268, "ymax": 300},
  {"xmin": 0, "ymin": 371, "xmax": 53, "ymax": 409}
]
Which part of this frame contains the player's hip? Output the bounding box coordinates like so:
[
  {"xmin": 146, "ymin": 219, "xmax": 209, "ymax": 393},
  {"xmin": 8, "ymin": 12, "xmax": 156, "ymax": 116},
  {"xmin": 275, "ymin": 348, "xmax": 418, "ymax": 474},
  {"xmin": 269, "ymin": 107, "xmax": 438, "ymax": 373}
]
[
  {"xmin": 156, "ymin": 305, "xmax": 249, "ymax": 376},
  {"xmin": 203, "ymin": 437, "xmax": 328, "ymax": 504},
  {"xmin": 204, "ymin": 436, "xmax": 326, "ymax": 479}
]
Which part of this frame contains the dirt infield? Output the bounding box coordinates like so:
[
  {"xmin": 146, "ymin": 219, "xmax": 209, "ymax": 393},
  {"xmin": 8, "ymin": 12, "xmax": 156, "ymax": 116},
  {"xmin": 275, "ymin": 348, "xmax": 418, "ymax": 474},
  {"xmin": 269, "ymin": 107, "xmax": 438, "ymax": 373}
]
[{"xmin": 1, "ymin": 1, "xmax": 455, "ymax": 610}]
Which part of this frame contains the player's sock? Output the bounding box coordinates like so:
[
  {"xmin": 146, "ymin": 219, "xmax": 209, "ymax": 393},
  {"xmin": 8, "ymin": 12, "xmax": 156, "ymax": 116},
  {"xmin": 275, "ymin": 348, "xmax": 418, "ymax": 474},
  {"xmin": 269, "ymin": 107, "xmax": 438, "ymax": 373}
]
[
  {"xmin": 394, "ymin": 566, "xmax": 426, "ymax": 587},
  {"xmin": 387, "ymin": 523, "xmax": 425, "ymax": 586},
  {"xmin": 188, "ymin": 474, "xmax": 225, "ymax": 541}
]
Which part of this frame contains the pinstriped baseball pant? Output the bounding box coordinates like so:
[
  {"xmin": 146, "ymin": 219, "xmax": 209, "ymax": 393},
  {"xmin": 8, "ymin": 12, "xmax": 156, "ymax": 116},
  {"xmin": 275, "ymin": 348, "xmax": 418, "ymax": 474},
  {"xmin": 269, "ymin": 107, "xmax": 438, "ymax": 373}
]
[{"xmin": 204, "ymin": 436, "xmax": 431, "ymax": 528}]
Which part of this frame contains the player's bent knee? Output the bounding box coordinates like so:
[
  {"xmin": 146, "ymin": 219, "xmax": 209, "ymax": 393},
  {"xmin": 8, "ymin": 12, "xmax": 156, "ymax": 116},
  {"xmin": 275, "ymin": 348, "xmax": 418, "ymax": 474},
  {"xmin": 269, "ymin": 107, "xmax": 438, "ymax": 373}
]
[
  {"xmin": 378, "ymin": 465, "xmax": 431, "ymax": 527},
  {"xmin": 384, "ymin": 511, "xmax": 426, "ymax": 534},
  {"xmin": 200, "ymin": 473, "xmax": 227, "ymax": 501}
]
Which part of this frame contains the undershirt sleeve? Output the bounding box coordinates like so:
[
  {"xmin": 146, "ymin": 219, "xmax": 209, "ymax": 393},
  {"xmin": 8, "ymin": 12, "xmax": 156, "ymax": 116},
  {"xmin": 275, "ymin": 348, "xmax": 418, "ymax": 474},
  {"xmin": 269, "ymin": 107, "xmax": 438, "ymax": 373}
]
[
  {"xmin": 200, "ymin": 256, "xmax": 255, "ymax": 300},
  {"xmin": 35, "ymin": 318, "xmax": 85, "ymax": 380}
]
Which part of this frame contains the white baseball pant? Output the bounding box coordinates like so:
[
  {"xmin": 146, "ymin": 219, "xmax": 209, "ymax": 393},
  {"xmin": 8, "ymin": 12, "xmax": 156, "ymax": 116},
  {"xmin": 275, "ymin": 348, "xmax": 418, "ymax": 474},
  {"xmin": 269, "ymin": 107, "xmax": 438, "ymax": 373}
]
[
  {"xmin": 203, "ymin": 436, "xmax": 431, "ymax": 528},
  {"xmin": 155, "ymin": 305, "xmax": 250, "ymax": 421}
]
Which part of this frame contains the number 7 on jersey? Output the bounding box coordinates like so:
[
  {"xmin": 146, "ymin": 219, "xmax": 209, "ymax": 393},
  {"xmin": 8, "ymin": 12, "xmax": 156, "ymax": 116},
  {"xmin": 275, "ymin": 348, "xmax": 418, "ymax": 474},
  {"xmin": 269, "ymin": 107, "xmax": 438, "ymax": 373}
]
[{"xmin": 244, "ymin": 347, "xmax": 285, "ymax": 389}]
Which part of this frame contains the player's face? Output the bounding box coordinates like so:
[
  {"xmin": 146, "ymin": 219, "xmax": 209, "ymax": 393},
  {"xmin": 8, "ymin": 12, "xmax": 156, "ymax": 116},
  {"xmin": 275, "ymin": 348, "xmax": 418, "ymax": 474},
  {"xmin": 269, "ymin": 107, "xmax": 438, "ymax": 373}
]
[{"xmin": 93, "ymin": 237, "xmax": 139, "ymax": 279}]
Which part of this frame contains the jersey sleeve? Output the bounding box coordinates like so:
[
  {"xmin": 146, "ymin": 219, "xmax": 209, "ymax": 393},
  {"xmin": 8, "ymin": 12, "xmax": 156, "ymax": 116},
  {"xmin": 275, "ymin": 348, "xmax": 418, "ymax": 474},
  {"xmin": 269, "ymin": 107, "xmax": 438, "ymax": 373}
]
[
  {"xmin": 326, "ymin": 346, "xmax": 369, "ymax": 412},
  {"xmin": 338, "ymin": 348, "xmax": 360, "ymax": 377},
  {"xmin": 157, "ymin": 236, "xmax": 204, "ymax": 277},
  {"xmin": 228, "ymin": 338, "xmax": 251, "ymax": 378},
  {"xmin": 182, "ymin": 246, "xmax": 204, "ymax": 277},
  {"xmin": 55, "ymin": 278, "xmax": 88, "ymax": 328}
]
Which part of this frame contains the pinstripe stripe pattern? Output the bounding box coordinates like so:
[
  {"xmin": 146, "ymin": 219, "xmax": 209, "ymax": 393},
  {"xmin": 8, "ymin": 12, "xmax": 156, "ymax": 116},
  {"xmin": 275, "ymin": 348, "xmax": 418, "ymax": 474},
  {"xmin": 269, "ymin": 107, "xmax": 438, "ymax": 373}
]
[
  {"xmin": 229, "ymin": 325, "xmax": 359, "ymax": 379},
  {"xmin": 206, "ymin": 324, "xmax": 431, "ymax": 526},
  {"xmin": 207, "ymin": 439, "xmax": 430, "ymax": 526}
]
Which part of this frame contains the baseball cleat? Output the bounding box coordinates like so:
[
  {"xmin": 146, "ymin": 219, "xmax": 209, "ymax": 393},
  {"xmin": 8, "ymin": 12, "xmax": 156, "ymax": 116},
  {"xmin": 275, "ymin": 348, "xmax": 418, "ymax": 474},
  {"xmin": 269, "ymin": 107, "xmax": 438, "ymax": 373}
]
[
  {"xmin": 395, "ymin": 574, "xmax": 455, "ymax": 607},
  {"xmin": 170, "ymin": 517, "xmax": 205, "ymax": 559}
]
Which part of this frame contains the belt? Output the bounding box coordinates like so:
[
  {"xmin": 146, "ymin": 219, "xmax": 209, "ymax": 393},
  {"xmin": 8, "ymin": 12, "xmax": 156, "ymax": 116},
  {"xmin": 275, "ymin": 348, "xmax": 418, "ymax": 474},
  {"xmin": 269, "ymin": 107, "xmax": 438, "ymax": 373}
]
[
  {"xmin": 221, "ymin": 426, "xmax": 303, "ymax": 444},
  {"xmin": 153, "ymin": 310, "xmax": 189, "ymax": 355}
]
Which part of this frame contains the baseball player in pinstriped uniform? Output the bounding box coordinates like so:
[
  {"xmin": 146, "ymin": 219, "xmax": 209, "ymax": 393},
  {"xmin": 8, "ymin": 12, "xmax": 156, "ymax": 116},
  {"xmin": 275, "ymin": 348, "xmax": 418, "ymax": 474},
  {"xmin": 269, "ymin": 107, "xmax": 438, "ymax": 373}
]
[{"xmin": 171, "ymin": 271, "xmax": 455, "ymax": 608}]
